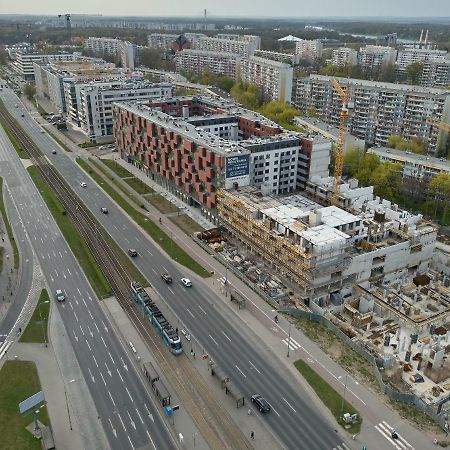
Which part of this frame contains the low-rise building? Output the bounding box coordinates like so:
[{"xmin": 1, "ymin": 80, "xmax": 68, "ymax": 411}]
[
  {"xmin": 331, "ymin": 47, "xmax": 358, "ymax": 67},
  {"xmin": 240, "ymin": 56, "xmax": 293, "ymax": 103}
]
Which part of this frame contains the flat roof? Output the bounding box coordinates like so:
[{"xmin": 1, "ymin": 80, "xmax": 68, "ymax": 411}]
[
  {"xmin": 300, "ymin": 224, "xmax": 349, "ymax": 246},
  {"xmin": 319, "ymin": 206, "xmax": 361, "ymax": 227}
]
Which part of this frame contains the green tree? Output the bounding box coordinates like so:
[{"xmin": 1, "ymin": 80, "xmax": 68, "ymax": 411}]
[
  {"xmin": 23, "ymin": 82, "xmax": 36, "ymax": 100},
  {"xmin": 370, "ymin": 162, "xmax": 403, "ymax": 201},
  {"xmin": 354, "ymin": 153, "xmax": 381, "ymax": 186},
  {"xmin": 387, "ymin": 135, "xmax": 426, "ymax": 154},
  {"xmin": 343, "ymin": 146, "xmax": 365, "ymax": 177},
  {"xmin": 405, "ymin": 62, "xmax": 424, "ymax": 85},
  {"xmin": 230, "ymin": 81, "xmax": 263, "ymax": 110},
  {"xmin": 379, "ymin": 63, "xmax": 396, "ymax": 82},
  {"xmin": 258, "ymin": 102, "xmax": 302, "ymax": 130},
  {"xmin": 428, "ymin": 173, "xmax": 450, "ymax": 223}
]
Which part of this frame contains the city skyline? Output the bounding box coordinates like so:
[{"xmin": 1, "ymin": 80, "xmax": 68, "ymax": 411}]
[{"xmin": 2, "ymin": 0, "xmax": 449, "ymax": 18}]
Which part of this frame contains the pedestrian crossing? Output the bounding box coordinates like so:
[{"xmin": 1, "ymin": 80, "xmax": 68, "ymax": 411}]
[
  {"xmin": 375, "ymin": 421, "xmax": 415, "ymax": 449},
  {"xmin": 281, "ymin": 337, "xmax": 302, "ymax": 351},
  {"xmin": 333, "ymin": 443, "xmax": 350, "ymax": 450}
]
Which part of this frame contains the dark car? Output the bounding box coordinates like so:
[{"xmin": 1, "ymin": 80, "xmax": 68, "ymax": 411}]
[
  {"xmin": 251, "ymin": 394, "xmax": 271, "ymax": 413},
  {"xmin": 100, "ymin": 207, "xmax": 108, "ymax": 214},
  {"xmin": 161, "ymin": 273, "xmax": 173, "ymax": 284},
  {"xmin": 128, "ymin": 248, "xmax": 137, "ymax": 257}
]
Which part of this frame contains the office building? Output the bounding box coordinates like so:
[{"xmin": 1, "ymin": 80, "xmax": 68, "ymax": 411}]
[
  {"xmin": 357, "ymin": 45, "xmax": 397, "ymax": 78},
  {"xmin": 112, "ymin": 96, "xmax": 330, "ymax": 217},
  {"xmin": 295, "ymin": 74, "xmax": 450, "ymax": 154},
  {"xmin": 175, "ymin": 50, "xmax": 242, "ymax": 79},
  {"xmin": 295, "ymin": 40, "xmax": 323, "ymax": 62},
  {"xmin": 240, "ymin": 56, "xmax": 293, "ymax": 103},
  {"xmin": 331, "ymin": 47, "xmax": 358, "ymax": 67}
]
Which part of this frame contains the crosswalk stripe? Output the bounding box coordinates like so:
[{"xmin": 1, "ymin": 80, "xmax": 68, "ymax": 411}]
[{"xmin": 281, "ymin": 339, "xmax": 299, "ymax": 350}]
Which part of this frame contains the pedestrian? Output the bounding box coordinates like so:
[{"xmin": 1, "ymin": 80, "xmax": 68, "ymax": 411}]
[{"xmin": 250, "ymin": 431, "xmax": 254, "ymax": 440}]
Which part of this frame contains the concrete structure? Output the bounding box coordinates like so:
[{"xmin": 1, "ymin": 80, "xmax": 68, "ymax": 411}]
[
  {"xmin": 254, "ymin": 50, "xmax": 297, "ymax": 65},
  {"xmin": 112, "ymin": 96, "xmax": 330, "ymax": 214},
  {"xmin": 118, "ymin": 41, "xmax": 136, "ymax": 70},
  {"xmin": 240, "ymin": 56, "xmax": 293, "ymax": 103},
  {"xmin": 192, "ymin": 35, "xmax": 258, "ymax": 58},
  {"xmin": 83, "ymin": 37, "xmax": 121, "ymax": 57},
  {"xmin": 420, "ymin": 60, "xmax": 450, "ymax": 88},
  {"xmin": 215, "ymin": 34, "xmax": 261, "ymax": 51},
  {"xmin": 294, "ymin": 116, "xmax": 365, "ymax": 154},
  {"xmin": 357, "ymin": 45, "xmax": 397, "ymax": 78},
  {"xmin": 331, "ymin": 47, "xmax": 357, "ymax": 67},
  {"xmin": 295, "ymin": 40, "xmax": 323, "ymax": 62},
  {"xmin": 11, "ymin": 52, "xmax": 85, "ymax": 80},
  {"xmin": 5, "ymin": 42, "xmax": 31, "ymax": 60},
  {"xmin": 175, "ymin": 50, "xmax": 242, "ymax": 79},
  {"xmin": 382, "ymin": 33, "xmax": 398, "ymax": 47},
  {"xmin": 294, "ymin": 74, "xmax": 450, "ymax": 154},
  {"xmin": 147, "ymin": 33, "xmax": 180, "ymax": 50},
  {"xmin": 368, "ymin": 147, "xmax": 450, "ymax": 180},
  {"xmin": 78, "ymin": 81, "xmax": 172, "ymax": 141}
]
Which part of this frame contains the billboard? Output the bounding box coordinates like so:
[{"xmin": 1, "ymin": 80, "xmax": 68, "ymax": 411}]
[{"xmin": 226, "ymin": 154, "xmax": 250, "ymax": 179}]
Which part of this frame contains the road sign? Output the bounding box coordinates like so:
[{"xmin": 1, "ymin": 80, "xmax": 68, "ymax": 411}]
[{"xmin": 19, "ymin": 391, "xmax": 45, "ymax": 416}]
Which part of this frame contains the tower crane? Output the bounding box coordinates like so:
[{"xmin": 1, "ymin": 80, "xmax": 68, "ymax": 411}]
[
  {"xmin": 331, "ymin": 78, "xmax": 352, "ymax": 206},
  {"xmin": 58, "ymin": 14, "xmax": 72, "ymax": 41},
  {"xmin": 427, "ymin": 118, "xmax": 450, "ymax": 132}
]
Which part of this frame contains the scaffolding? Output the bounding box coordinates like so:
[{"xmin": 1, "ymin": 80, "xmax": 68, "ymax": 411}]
[{"xmin": 217, "ymin": 191, "xmax": 313, "ymax": 289}]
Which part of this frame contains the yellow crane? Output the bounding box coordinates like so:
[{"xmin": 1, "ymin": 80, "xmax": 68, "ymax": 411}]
[
  {"xmin": 427, "ymin": 118, "xmax": 450, "ymax": 132},
  {"xmin": 330, "ymin": 78, "xmax": 352, "ymax": 206}
]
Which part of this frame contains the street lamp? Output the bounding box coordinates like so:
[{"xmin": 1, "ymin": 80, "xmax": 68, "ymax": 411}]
[
  {"xmin": 272, "ymin": 309, "xmax": 293, "ymax": 357},
  {"xmin": 224, "ymin": 266, "xmax": 228, "ymax": 298},
  {"xmin": 38, "ymin": 301, "xmax": 50, "ymax": 348}
]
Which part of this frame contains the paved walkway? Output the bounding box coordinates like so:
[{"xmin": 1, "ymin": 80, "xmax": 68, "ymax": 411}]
[{"xmin": 0, "ymin": 210, "xmax": 15, "ymax": 323}]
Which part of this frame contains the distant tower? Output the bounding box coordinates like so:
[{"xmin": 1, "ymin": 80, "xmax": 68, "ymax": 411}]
[{"xmin": 204, "ymin": 8, "xmax": 207, "ymax": 30}]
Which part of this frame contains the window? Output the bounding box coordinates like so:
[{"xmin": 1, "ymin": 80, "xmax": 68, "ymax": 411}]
[{"xmin": 265, "ymin": 169, "xmax": 269, "ymax": 174}]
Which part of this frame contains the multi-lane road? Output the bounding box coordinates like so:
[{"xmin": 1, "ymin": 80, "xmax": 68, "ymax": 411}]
[
  {"xmin": 0, "ymin": 88, "xmax": 176, "ymax": 450},
  {"xmin": 0, "ymin": 87, "xmax": 350, "ymax": 450}
]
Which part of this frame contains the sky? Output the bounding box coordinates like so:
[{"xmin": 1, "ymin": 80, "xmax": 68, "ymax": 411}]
[{"xmin": 2, "ymin": 0, "xmax": 449, "ymax": 18}]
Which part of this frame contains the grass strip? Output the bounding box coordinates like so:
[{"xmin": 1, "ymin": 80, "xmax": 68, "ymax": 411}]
[
  {"xmin": 0, "ymin": 177, "xmax": 19, "ymax": 269},
  {"xmin": 0, "ymin": 360, "xmax": 50, "ymax": 450},
  {"xmin": 78, "ymin": 159, "xmax": 210, "ymax": 278},
  {"xmin": 44, "ymin": 127, "xmax": 72, "ymax": 152},
  {"xmin": 123, "ymin": 177, "xmax": 154, "ymax": 195},
  {"xmin": 100, "ymin": 159, "xmax": 134, "ymax": 178},
  {"xmin": 27, "ymin": 166, "xmax": 112, "ymax": 298},
  {"xmin": 169, "ymin": 214, "xmax": 205, "ymax": 235},
  {"xmin": 294, "ymin": 359, "xmax": 362, "ymax": 434},
  {"xmin": 20, "ymin": 289, "xmax": 50, "ymax": 343},
  {"xmin": 147, "ymin": 194, "xmax": 179, "ymax": 214}
]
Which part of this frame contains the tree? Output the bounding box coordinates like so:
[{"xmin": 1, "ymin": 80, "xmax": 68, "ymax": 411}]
[
  {"xmin": 387, "ymin": 135, "xmax": 426, "ymax": 154},
  {"xmin": 428, "ymin": 173, "xmax": 450, "ymax": 223},
  {"xmin": 258, "ymin": 102, "xmax": 302, "ymax": 130},
  {"xmin": 354, "ymin": 153, "xmax": 381, "ymax": 186},
  {"xmin": 405, "ymin": 62, "xmax": 424, "ymax": 85},
  {"xmin": 370, "ymin": 162, "xmax": 403, "ymax": 202},
  {"xmin": 23, "ymin": 82, "xmax": 36, "ymax": 100},
  {"xmin": 343, "ymin": 146, "xmax": 365, "ymax": 177},
  {"xmin": 379, "ymin": 63, "xmax": 396, "ymax": 82},
  {"xmin": 230, "ymin": 81, "xmax": 263, "ymax": 110}
]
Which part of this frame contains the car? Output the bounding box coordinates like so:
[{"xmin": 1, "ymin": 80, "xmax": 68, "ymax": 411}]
[
  {"xmin": 128, "ymin": 248, "xmax": 138, "ymax": 257},
  {"xmin": 181, "ymin": 278, "xmax": 192, "ymax": 287},
  {"xmin": 52, "ymin": 149, "xmax": 57, "ymax": 155},
  {"xmin": 161, "ymin": 273, "xmax": 173, "ymax": 284},
  {"xmin": 80, "ymin": 182, "xmax": 87, "ymax": 188},
  {"xmin": 100, "ymin": 207, "xmax": 108, "ymax": 214},
  {"xmin": 251, "ymin": 394, "xmax": 271, "ymax": 413},
  {"xmin": 55, "ymin": 289, "xmax": 66, "ymax": 302},
  {"xmin": 40, "ymin": 129, "xmax": 45, "ymax": 133},
  {"xmin": 21, "ymin": 113, "xmax": 25, "ymax": 117}
]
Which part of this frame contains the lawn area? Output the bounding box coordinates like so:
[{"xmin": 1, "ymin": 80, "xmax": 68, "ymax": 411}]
[
  {"xmin": 20, "ymin": 289, "xmax": 50, "ymax": 343},
  {"xmin": 123, "ymin": 177, "xmax": 153, "ymax": 195},
  {"xmin": 78, "ymin": 159, "xmax": 210, "ymax": 278},
  {"xmin": 0, "ymin": 177, "xmax": 19, "ymax": 269},
  {"xmin": 27, "ymin": 166, "xmax": 112, "ymax": 298},
  {"xmin": 45, "ymin": 127, "xmax": 72, "ymax": 153},
  {"xmin": 100, "ymin": 159, "xmax": 134, "ymax": 178},
  {"xmin": 294, "ymin": 359, "xmax": 362, "ymax": 434},
  {"xmin": 170, "ymin": 214, "xmax": 205, "ymax": 235},
  {"xmin": 0, "ymin": 360, "xmax": 50, "ymax": 450},
  {"xmin": 147, "ymin": 194, "xmax": 179, "ymax": 214}
]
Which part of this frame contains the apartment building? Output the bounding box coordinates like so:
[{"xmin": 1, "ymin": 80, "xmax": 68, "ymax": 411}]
[
  {"xmin": 147, "ymin": 33, "xmax": 180, "ymax": 50},
  {"xmin": 368, "ymin": 147, "xmax": 450, "ymax": 180},
  {"xmin": 112, "ymin": 96, "xmax": 330, "ymax": 217},
  {"xmin": 420, "ymin": 60, "xmax": 450, "ymax": 88},
  {"xmin": 396, "ymin": 48, "xmax": 448, "ymax": 70},
  {"xmin": 78, "ymin": 81, "xmax": 172, "ymax": 141},
  {"xmin": 118, "ymin": 41, "xmax": 136, "ymax": 70},
  {"xmin": 84, "ymin": 37, "xmax": 121, "ymax": 56},
  {"xmin": 240, "ymin": 56, "xmax": 293, "ymax": 103},
  {"xmin": 295, "ymin": 40, "xmax": 323, "ymax": 62},
  {"xmin": 331, "ymin": 47, "xmax": 358, "ymax": 67},
  {"xmin": 175, "ymin": 50, "xmax": 242, "ymax": 79},
  {"xmin": 295, "ymin": 74, "xmax": 450, "ymax": 154},
  {"xmin": 357, "ymin": 45, "xmax": 397, "ymax": 78},
  {"xmin": 254, "ymin": 50, "xmax": 297, "ymax": 65},
  {"xmin": 215, "ymin": 34, "xmax": 261, "ymax": 50},
  {"xmin": 11, "ymin": 52, "xmax": 85, "ymax": 80},
  {"xmin": 192, "ymin": 36, "xmax": 258, "ymax": 58}
]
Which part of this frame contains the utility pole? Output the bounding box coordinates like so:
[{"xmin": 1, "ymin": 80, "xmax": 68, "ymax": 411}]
[
  {"xmin": 287, "ymin": 321, "xmax": 291, "ymax": 357},
  {"xmin": 340, "ymin": 374, "xmax": 348, "ymax": 420}
]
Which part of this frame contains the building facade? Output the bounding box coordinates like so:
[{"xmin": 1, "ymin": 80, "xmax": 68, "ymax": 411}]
[
  {"xmin": 147, "ymin": 33, "xmax": 180, "ymax": 50},
  {"xmin": 331, "ymin": 47, "xmax": 358, "ymax": 67},
  {"xmin": 84, "ymin": 37, "xmax": 121, "ymax": 56},
  {"xmin": 240, "ymin": 56, "xmax": 293, "ymax": 103},
  {"xmin": 295, "ymin": 74, "xmax": 450, "ymax": 154},
  {"xmin": 118, "ymin": 41, "xmax": 137, "ymax": 70},
  {"xmin": 254, "ymin": 50, "xmax": 297, "ymax": 65},
  {"xmin": 357, "ymin": 45, "xmax": 397, "ymax": 78},
  {"xmin": 295, "ymin": 40, "xmax": 323, "ymax": 62}
]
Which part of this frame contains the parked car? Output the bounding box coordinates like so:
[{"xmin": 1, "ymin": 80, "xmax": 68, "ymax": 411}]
[
  {"xmin": 161, "ymin": 274, "xmax": 173, "ymax": 284},
  {"xmin": 80, "ymin": 181, "xmax": 87, "ymax": 188},
  {"xmin": 128, "ymin": 248, "xmax": 138, "ymax": 257},
  {"xmin": 100, "ymin": 207, "xmax": 108, "ymax": 214},
  {"xmin": 181, "ymin": 278, "xmax": 192, "ymax": 287},
  {"xmin": 55, "ymin": 289, "xmax": 66, "ymax": 302},
  {"xmin": 251, "ymin": 394, "xmax": 271, "ymax": 413}
]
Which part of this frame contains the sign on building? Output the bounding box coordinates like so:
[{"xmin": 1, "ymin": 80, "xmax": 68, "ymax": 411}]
[{"xmin": 225, "ymin": 154, "xmax": 250, "ymax": 188}]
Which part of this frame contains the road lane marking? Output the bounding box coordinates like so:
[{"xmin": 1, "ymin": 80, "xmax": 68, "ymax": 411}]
[
  {"xmin": 121, "ymin": 357, "xmax": 128, "ymax": 371},
  {"xmin": 198, "ymin": 305, "xmax": 207, "ymax": 315},
  {"xmin": 151, "ymin": 268, "xmax": 157, "ymax": 274},
  {"xmin": 108, "ymin": 390, "xmax": 116, "ymax": 407},
  {"xmin": 146, "ymin": 430, "xmax": 157, "ymax": 450},
  {"xmin": 93, "ymin": 322, "xmax": 100, "ymax": 333},
  {"xmin": 79, "ymin": 325, "xmax": 85, "ymax": 335},
  {"xmin": 87, "ymin": 325, "xmax": 93, "ymax": 337},
  {"xmin": 73, "ymin": 311, "xmax": 79, "ymax": 322},
  {"xmin": 77, "ymin": 288, "xmax": 81, "ymax": 295},
  {"xmin": 127, "ymin": 410, "xmax": 136, "ymax": 430},
  {"xmin": 186, "ymin": 308, "xmax": 195, "ymax": 318},
  {"xmin": 82, "ymin": 298, "xmax": 87, "ymax": 307},
  {"xmin": 88, "ymin": 310, "xmax": 94, "ymax": 320},
  {"xmin": 168, "ymin": 287, "xmax": 175, "ymax": 295},
  {"xmin": 102, "ymin": 320, "xmax": 108, "ymax": 332},
  {"xmin": 127, "ymin": 436, "xmax": 134, "ymax": 448},
  {"xmin": 249, "ymin": 360, "xmax": 261, "ymax": 374},
  {"xmin": 108, "ymin": 418, "xmax": 117, "ymax": 438},
  {"xmin": 105, "ymin": 363, "xmax": 112, "ymax": 377},
  {"xmin": 67, "ymin": 268, "xmax": 71, "ymax": 276},
  {"xmin": 108, "ymin": 352, "xmax": 116, "ymax": 365},
  {"xmin": 221, "ymin": 331, "xmax": 231, "ymax": 342},
  {"xmin": 282, "ymin": 397, "xmax": 297, "ymax": 413},
  {"xmin": 117, "ymin": 369, "xmax": 124, "ymax": 382},
  {"xmin": 135, "ymin": 408, "xmax": 144, "ymax": 424},
  {"xmin": 235, "ymin": 365, "xmax": 246, "ymax": 378},
  {"xmin": 125, "ymin": 387, "xmax": 134, "ymax": 402},
  {"xmin": 101, "ymin": 336, "xmax": 107, "ymax": 348},
  {"xmin": 209, "ymin": 334, "xmax": 218, "ymax": 346},
  {"xmin": 270, "ymin": 403, "xmax": 281, "ymax": 417},
  {"xmin": 146, "ymin": 249, "xmax": 153, "ymax": 256},
  {"xmin": 85, "ymin": 339, "xmax": 91, "ymax": 351},
  {"xmin": 88, "ymin": 367, "xmax": 95, "ymax": 383},
  {"xmin": 92, "ymin": 355, "xmax": 98, "ymax": 367},
  {"xmin": 117, "ymin": 412, "xmax": 126, "ymax": 431},
  {"xmin": 100, "ymin": 372, "xmax": 106, "ymax": 386},
  {"xmin": 73, "ymin": 331, "xmax": 78, "ymax": 342}
]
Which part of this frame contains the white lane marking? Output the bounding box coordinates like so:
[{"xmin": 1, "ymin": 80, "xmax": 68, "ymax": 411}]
[
  {"xmin": 88, "ymin": 367, "xmax": 95, "ymax": 383},
  {"xmin": 146, "ymin": 249, "xmax": 153, "ymax": 256},
  {"xmin": 125, "ymin": 387, "xmax": 134, "ymax": 402},
  {"xmin": 92, "ymin": 355, "xmax": 98, "ymax": 367},
  {"xmin": 124, "ymin": 237, "xmax": 130, "ymax": 243},
  {"xmin": 81, "ymin": 297, "xmax": 87, "ymax": 308},
  {"xmin": 168, "ymin": 287, "xmax": 175, "ymax": 295},
  {"xmin": 375, "ymin": 424, "xmax": 403, "ymax": 450},
  {"xmin": 101, "ymin": 336, "xmax": 107, "ymax": 348},
  {"xmin": 73, "ymin": 311, "xmax": 79, "ymax": 322},
  {"xmin": 127, "ymin": 436, "xmax": 134, "ymax": 448},
  {"xmin": 100, "ymin": 372, "xmax": 107, "ymax": 386},
  {"xmin": 282, "ymin": 338, "xmax": 298, "ymax": 350},
  {"xmin": 102, "ymin": 320, "xmax": 108, "ymax": 332},
  {"xmin": 127, "ymin": 410, "xmax": 136, "ymax": 430},
  {"xmin": 85, "ymin": 339, "xmax": 92, "ymax": 351},
  {"xmin": 77, "ymin": 288, "xmax": 81, "ymax": 295},
  {"xmin": 198, "ymin": 305, "xmax": 207, "ymax": 315},
  {"xmin": 282, "ymin": 397, "xmax": 297, "ymax": 413},
  {"xmin": 88, "ymin": 310, "xmax": 94, "ymax": 320},
  {"xmin": 108, "ymin": 418, "xmax": 117, "ymax": 438},
  {"xmin": 377, "ymin": 421, "xmax": 414, "ymax": 449},
  {"xmin": 146, "ymin": 430, "xmax": 156, "ymax": 450},
  {"xmin": 121, "ymin": 357, "xmax": 128, "ymax": 371},
  {"xmin": 69, "ymin": 302, "xmax": 74, "ymax": 310},
  {"xmin": 117, "ymin": 368, "xmax": 124, "ymax": 382},
  {"xmin": 108, "ymin": 352, "xmax": 116, "ymax": 365},
  {"xmin": 162, "ymin": 266, "xmax": 169, "ymax": 273},
  {"xmin": 249, "ymin": 360, "xmax": 261, "ymax": 374},
  {"xmin": 235, "ymin": 365, "xmax": 246, "ymax": 378},
  {"xmin": 151, "ymin": 268, "xmax": 157, "ymax": 274},
  {"xmin": 108, "ymin": 390, "xmax": 116, "ymax": 407},
  {"xmin": 135, "ymin": 408, "xmax": 144, "ymax": 424},
  {"xmin": 55, "ymin": 269, "xmax": 58, "ymax": 277},
  {"xmin": 87, "ymin": 325, "xmax": 93, "ymax": 337},
  {"xmin": 73, "ymin": 331, "xmax": 78, "ymax": 342},
  {"xmin": 93, "ymin": 322, "xmax": 100, "ymax": 333},
  {"xmin": 186, "ymin": 308, "xmax": 195, "ymax": 318},
  {"xmin": 79, "ymin": 325, "xmax": 85, "ymax": 335},
  {"xmin": 105, "ymin": 363, "xmax": 112, "ymax": 377},
  {"xmin": 221, "ymin": 331, "xmax": 232, "ymax": 342},
  {"xmin": 117, "ymin": 412, "xmax": 127, "ymax": 431},
  {"xmin": 209, "ymin": 334, "xmax": 218, "ymax": 346},
  {"xmin": 67, "ymin": 268, "xmax": 72, "ymax": 276}
]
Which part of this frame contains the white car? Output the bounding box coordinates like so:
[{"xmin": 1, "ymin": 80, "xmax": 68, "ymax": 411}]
[
  {"xmin": 181, "ymin": 278, "xmax": 192, "ymax": 287},
  {"xmin": 80, "ymin": 181, "xmax": 87, "ymax": 188},
  {"xmin": 40, "ymin": 129, "xmax": 45, "ymax": 133},
  {"xmin": 55, "ymin": 289, "xmax": 65, "ymax": 302}
]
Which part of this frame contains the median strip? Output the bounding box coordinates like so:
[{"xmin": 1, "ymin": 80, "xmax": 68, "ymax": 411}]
[
  {"xmin": 20, "ymin": 289, "xmax": 50, "ymax": 343},
  {"xmin": 0, "ymin": 177, "xmax": 19, "ymax": 269}
]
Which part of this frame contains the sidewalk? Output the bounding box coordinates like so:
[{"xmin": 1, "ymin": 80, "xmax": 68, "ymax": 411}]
[{"xmin": 0, "ymin": 212, "xmax": 15, "ymax": 323}]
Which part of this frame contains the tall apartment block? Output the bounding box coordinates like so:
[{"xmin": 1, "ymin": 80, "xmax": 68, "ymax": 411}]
[
  {"xmin": 295, "ymin": 40, "xmax": 323, "ymax": 62},
  {"xmin": 331, "ymin": 47, "xmax": 358, "ymax": 67},
  {"xmin": 84, "ymin": 37, "xmax": 121, "ymax": 56},
  {"xmin": 357, "ymin": 45, "xmax": 397, "ymax": 78},
  {"xmin": 254, "ymin": 50, "xmax": 298, "ymax": 65},
  {"xmin": 147, "ymin": 33, "xmax": 180, "ymax": 50},
  {"xmin": 118, "ymin": 41, "xmax": 137, "ymax": 70},
  {"xmin": 112, "ymin": 96, "xmax": 330, "ymax": 218},
  {"xmin": 192, "ymin": 35, "xmax": 258, "ymax": 58},
  {"xmin": 240, "ymin": 56, "xmax": 293, "ymax": 103},
  {"xmin": 215, "ymin": 34, "xmax": 261, "ymax": 50},
  {"xmin": 175, "ymin": 50, "xmax": 242, "ymax": 79},
  {"xmin": 295, "ymin": 74, "xmax": 450, "ymax": 154}
]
